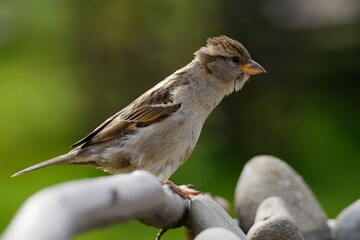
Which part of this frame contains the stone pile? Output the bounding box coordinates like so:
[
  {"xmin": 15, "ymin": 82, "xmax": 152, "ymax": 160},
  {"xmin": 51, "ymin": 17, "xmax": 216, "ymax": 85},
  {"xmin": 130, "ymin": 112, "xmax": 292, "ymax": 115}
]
[{"xmin": 232, "ymin": 155, "xmax": 359, "ymax": 240}]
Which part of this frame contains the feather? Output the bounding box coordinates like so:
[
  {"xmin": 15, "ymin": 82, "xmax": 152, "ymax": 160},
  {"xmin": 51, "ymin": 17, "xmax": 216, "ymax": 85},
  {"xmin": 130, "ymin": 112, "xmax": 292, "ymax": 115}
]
[
  {"xmin": 71, "ymin": 77, "xmax": 188, "ymax": 148},
  {"xmin": 11, "ymin": 153, "xmax": 74, "ymax": 177}
]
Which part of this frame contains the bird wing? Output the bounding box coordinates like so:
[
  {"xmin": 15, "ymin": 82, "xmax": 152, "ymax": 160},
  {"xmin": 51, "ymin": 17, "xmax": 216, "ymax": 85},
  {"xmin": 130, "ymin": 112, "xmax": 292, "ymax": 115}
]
[{"xmin": 71, "ymin": 77, "xmax": 188, "ymax": 148}]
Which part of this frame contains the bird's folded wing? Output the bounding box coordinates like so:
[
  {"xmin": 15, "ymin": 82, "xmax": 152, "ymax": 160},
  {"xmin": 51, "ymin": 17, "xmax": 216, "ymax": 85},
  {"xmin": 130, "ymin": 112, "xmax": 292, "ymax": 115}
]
[{"xmin": 71, "ymin": 78, "xmax": 188, "ymax": 148}]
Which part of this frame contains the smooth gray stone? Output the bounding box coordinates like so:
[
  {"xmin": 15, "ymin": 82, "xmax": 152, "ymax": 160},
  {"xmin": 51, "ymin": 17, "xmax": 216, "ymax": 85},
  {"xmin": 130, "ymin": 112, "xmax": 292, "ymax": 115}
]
[
  {"xmin": 2, "ymin": 171, "xmax": 189, "ymax": 240},
  {"xmin": 190, "ymin": 195, "xmax": 247, "ymax": 240},
  {"xmin": 248, "ymin": 216, "xmax": 304, "ymax": 240},
  {"xmin": 254, "ymin": 196, "xmax": 292, "ymax": 222},
  {"xmin": 327, "ymin": 219, "xmax": 336, "ymax": 239},
  {"xmin": 194, "ymin": 227, "xmax": 242, "ymax": 240},
  {"xmin": 335, "ymin": 199, "xmax": 360, "ymax": 240},
  {"xmin": 235, "ymin": 155, "xmax": 331, "ymax": 240},
  {"xmin": 247, "ymin": 196, "xmax": 304, "ymax": 240}
]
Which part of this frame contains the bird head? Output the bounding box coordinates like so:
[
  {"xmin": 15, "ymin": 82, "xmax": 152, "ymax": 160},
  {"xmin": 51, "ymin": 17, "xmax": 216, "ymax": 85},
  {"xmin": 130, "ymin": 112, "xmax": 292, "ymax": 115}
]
[{"xmin": 195, "ymin": 36, "xmax": 266, "ymax": 92}]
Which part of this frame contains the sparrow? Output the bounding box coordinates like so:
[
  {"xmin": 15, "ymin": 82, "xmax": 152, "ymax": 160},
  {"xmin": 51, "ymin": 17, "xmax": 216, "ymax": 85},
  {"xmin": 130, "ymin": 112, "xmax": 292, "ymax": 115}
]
[{"xmin": 12, "ymin": 36, "xmax": 265, "ymax": 182}]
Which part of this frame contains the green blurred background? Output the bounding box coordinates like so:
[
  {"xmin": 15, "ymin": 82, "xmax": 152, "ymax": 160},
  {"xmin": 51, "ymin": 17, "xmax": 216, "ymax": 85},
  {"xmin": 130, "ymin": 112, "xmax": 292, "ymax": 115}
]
[{"xmin": 1, "ymin": 0, "xmax": 359, "ymax": 239}]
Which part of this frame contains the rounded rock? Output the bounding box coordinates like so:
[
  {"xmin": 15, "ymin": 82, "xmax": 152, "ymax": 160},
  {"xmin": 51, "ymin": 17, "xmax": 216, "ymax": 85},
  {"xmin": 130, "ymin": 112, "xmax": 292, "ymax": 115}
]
[
  {"xmin": 194, "ymin": 227, "xmax": 242, "ymax": 240},
  {"xmin": 248, "ymin": 216, "xmax": 304, "ymax": 240},
  {"xmin": 335, "ymin": 199, "xmax": 360, "ymax": 240},
  {"xmin": 247, "ymin": 196, "xmax": 304, "ymax": 240},
  {"xmin": 235, "ymin": 155, "xmax": 331, "ymax": 240},
  {"xmin": 254, "ymin": 196, "xmax": 292, "ymax": 222}
]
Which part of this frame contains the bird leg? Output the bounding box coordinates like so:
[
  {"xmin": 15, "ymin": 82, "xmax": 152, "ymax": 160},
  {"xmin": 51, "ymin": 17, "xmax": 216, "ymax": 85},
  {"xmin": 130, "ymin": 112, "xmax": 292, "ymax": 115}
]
[{"xmin": 164, "ymin": 180, "xmax": 200, "ymax": 199}]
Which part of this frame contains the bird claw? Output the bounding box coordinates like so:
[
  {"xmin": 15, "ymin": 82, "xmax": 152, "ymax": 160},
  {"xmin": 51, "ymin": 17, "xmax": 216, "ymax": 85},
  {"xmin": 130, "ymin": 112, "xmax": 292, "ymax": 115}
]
[{"xmin": 164, "ymin": 180, "xmax": 201, "ymax": 200}]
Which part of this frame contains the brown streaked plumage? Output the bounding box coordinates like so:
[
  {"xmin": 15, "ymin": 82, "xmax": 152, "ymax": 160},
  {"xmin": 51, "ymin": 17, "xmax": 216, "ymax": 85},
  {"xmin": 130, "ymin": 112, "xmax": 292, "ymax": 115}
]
[
  {"xmin": 71, "ymin": 78, "xmax": 188, "ymax": 148},
  {"xmin": 12, "ymin": 36, "xmax": 265, "ymax": 180}
]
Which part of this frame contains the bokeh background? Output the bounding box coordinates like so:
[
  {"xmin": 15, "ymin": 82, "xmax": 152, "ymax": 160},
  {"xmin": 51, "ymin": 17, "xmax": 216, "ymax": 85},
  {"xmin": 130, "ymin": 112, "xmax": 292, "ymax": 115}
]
[{"xmin": 1, "ymin": 0, "xmax": 359, "ymax": 239}]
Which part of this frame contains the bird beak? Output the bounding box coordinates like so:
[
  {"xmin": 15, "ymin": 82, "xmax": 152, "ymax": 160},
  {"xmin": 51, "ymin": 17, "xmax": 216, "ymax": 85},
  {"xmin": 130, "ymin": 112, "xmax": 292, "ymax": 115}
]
[{"xmin": 241, "ymin": 60, "xmax": 266, "ymax": 75}]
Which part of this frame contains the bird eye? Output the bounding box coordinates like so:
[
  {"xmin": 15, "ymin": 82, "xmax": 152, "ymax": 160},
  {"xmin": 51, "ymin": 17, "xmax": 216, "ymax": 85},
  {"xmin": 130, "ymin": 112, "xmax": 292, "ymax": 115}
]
[{"xmin": 231, "ymin": 56, "xmax": 240, "ymax": 64}]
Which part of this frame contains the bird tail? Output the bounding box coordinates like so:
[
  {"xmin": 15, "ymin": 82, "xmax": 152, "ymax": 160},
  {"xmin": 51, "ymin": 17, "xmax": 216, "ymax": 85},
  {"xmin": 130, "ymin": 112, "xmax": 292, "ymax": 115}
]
[{"xmin": 11, "ymin": 153, "xmax": 75, "ymax": 177}]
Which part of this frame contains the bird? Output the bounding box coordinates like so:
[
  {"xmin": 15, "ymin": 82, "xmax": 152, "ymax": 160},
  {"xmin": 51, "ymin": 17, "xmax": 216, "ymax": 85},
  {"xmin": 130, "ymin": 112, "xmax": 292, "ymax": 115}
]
[{"xmin": 12, "ymin": 36, "xmax": 266, "ymax": 185}]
